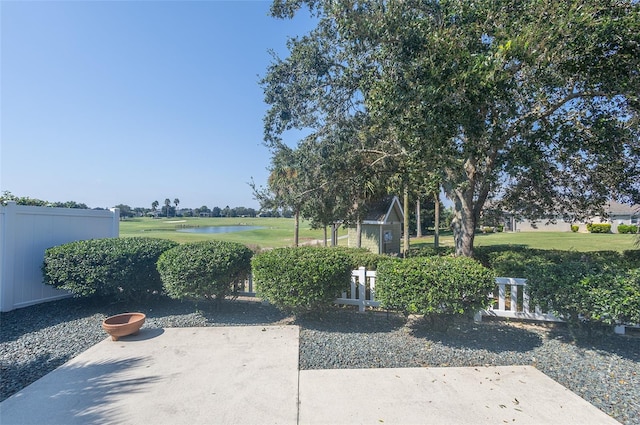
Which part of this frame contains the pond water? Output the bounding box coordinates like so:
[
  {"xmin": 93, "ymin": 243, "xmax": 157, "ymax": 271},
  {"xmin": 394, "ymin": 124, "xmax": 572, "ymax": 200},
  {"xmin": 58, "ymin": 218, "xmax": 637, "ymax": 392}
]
[{"xmin": 176, "ymin": 225, "xmax": 265, "ymax": 234}]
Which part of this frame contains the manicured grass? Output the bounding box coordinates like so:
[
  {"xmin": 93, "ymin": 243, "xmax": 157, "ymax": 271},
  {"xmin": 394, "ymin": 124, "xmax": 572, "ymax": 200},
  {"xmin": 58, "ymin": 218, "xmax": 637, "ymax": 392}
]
[
  {"xmin": 121, "ymin": 218, "xmax": 639, "ymax": 251},
  {"xmin": 411, "ymin": 231, "xmax": 639, "ymax": 252},
  {"xmin": 119, "ymin": 217, "xmax": 345, "ymax": 248}
]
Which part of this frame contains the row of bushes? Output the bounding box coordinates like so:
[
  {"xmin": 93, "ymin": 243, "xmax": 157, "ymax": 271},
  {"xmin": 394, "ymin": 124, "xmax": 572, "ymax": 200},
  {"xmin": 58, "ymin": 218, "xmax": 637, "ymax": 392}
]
[
  {"xmin": 42, "ymin": 239, "xmax": 390, "ymax": 305},
  {"xmin": 43, "ymin": 238, "xmax": 639, "ymax": 331},
  {"xmin": 480, "ymin": 247, "xmax": 640, "ymax": 328},
  {"xmin": 42, "ymin": 238, "xmax": 493, "ymax": 323},
  {"xmin": 43, "ymin": 238, "xmax": 253, "ymax": 303}
]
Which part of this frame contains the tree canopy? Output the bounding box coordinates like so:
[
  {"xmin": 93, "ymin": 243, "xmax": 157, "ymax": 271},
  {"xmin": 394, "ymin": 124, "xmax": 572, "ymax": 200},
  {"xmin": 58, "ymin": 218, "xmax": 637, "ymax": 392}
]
[{"xmin": 262, "ymin": 0, "xmax": 640, "ymax": 256}]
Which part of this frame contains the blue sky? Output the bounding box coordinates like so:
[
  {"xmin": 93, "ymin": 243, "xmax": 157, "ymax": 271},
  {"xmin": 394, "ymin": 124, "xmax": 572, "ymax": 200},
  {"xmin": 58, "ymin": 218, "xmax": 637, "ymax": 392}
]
[{"xmin": 1, "ymin": 1, "xmax": 317, "ymax": 210}]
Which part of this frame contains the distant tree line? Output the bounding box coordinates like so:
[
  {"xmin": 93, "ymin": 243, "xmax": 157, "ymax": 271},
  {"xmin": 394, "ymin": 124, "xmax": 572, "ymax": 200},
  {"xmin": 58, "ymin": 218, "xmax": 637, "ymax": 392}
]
[
  {"xmin": 1, "ymin": 191, "xmax": 90, "ymax": 209},
  {"xmin": 0, "ymin": 192, "xmax": 261, "ymax": 220}
]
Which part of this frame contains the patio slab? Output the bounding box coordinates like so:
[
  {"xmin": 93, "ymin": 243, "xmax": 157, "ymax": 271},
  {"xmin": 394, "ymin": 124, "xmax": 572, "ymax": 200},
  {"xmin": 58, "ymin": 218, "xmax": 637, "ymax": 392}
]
[
  {"xmin": 0, "ymin": 326, "xmax": 620, "ymax": 425},
  {"xmin": 298, "ymin": 366, "xmax": 619, "ymax": 425},
  {"xmin": 0, "ymin": 326, "xmax": 300, "ymax": 425}
]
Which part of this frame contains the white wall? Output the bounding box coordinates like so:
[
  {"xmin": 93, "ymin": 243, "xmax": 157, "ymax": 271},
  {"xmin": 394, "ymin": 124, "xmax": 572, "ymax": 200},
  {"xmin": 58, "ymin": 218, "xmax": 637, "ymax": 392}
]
[{"xmin": 0, "ymin": 202, "xmax": 119, "ymax": 312}]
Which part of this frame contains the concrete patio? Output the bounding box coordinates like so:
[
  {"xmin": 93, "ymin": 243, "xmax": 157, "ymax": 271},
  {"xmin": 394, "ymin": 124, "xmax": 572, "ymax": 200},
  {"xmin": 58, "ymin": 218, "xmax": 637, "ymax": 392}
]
[{"xmin": 0, "ymin": 326, "xmax": 619, "ymax": 425}]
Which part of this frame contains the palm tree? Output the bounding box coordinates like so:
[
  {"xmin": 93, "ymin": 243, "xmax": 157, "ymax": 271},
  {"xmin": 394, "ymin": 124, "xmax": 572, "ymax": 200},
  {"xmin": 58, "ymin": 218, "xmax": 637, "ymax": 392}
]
[
  {"xmin": 173, "ymin": 198, "xmax": 180, "ymax": 216},
  {"xmin": 269, "ymin": 163, "xmax": 303, "ymax": 246},
  {"xmin": 151, "ymin": 200, "xmax": 159, "ymax": 217},
  {"xmin": 164, "ymin": 198, "xmax": 171, "ymax": 218}
]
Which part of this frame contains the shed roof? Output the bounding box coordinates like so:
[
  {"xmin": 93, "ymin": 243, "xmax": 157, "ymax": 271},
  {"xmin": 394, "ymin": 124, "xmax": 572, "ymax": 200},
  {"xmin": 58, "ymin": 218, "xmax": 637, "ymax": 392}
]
[{"xmin": 362, "ymin": 196, "xmax": 404, "ymax": 224}]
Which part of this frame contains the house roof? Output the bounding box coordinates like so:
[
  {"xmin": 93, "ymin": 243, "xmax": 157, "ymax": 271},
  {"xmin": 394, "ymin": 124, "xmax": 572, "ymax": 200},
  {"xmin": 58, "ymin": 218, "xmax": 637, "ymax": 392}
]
[
  {"xmin": 362, "ymin": 196, "xmax": 404, "ymax": 224},
  {"xmin": 606, "ymin": 201, "xmax": 639, "ymax": 215}
]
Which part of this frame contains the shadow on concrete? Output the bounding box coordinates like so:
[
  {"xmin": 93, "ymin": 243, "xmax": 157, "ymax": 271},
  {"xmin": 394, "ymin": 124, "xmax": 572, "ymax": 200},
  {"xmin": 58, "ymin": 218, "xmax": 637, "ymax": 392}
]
[{"xmin": 1, "ymin": 356, "xmax": 161, "ymax": 425}]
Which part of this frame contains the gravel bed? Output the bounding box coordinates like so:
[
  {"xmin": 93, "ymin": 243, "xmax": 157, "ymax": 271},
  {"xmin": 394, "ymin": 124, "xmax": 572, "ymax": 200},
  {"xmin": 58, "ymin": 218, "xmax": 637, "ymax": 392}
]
[{"xmin": 1, "ymin": 297, "xmax": 638, "ymax": 424}]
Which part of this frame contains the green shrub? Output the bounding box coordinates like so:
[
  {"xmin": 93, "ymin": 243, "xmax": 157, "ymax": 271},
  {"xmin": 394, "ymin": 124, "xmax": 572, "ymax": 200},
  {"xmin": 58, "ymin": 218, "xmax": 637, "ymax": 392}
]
[
  {"xmin": 251, "ymin": 247, "xmax": 353, "ymax": 313},
  {"xmin": 482, "ymin": 247, "xmax": 636, "ymax": 277},
  {"xmin": 496, "ymin": 225, "xmax": 504, "ymax": 232},
  {"xmin": 376, "ymin": 256, "xmax": 495, "ymax": 323},
  {"xmin": 157, "ymin": 241, "xmax": 253, "ymax": 302},
  {"xmin": 577, "ymin": 269, "xmax": 640, "ymax": 325},
  {"xmin": 331, "ymin": 247, "xmax": 390, "ymax": 270},
  {"xmin": 586, "ymin": 223, "xmax": 611, "ymax": 233},
  {"xmin": 571, "ymin": 224, "xmax": 579, "ymax": 233},
  {"xmin": 525, "ymin": 259, "xmax": 599, "ymax": 322},
  {"xmin": 623, "ymin": 250, "xmax": 640, "ymax": 268},
  {"xmin": 479, "ymin": 246, "xmax": 640, "ymax": 329},
  {"xmin": 42, "ymin": 237, "xmax": 178, "ymax": 300},
  {"xmin": 487, "ymin": 250, "xmax": 553, "ymax": 278},
  {"xmin": 618, "ymin": 224, "xmax": 638, "ymax": 234},
  {"xmin": 405, "ymin": 246, "xmax": 455, "ymax": 258},
  {"xmin": 526, "ymin": 261, "xmax": 640, "ymax": 327}
]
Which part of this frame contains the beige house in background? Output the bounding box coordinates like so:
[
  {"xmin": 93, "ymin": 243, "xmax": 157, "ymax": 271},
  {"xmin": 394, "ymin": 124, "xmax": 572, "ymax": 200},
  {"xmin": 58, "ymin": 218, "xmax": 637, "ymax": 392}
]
[
  {"xmin": 505, "ymin": 201, "xmax": 639, "ymax": 233},
  {"xmin": 348, "ymin": 196, "xmax": 404, "ymax": 255}
]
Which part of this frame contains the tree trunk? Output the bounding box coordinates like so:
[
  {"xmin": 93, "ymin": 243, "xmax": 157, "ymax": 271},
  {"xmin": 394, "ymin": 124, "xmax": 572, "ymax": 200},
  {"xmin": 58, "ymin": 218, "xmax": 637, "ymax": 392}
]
[
  {"xmin": 356, "ymin": 221, "xmax": 362, "ymax": 248},
  {"xmin": 403, "ymin": 186, "xmax": 410, "ymax": 256},
  {"xmin": 294, "ymin": 209, "xmax": 300, "ymax": 247},
  {"xmin": 323, "ymin": 226, "xmax": 328, "ymax": 247},
  {"xmin": 331, "ymin": 223, "xmax": 337, "ymax": 246},
  {"xmin": 434, "ymin": 190, "xmax": 440, "ymax": 248},
  {"xmin": 416, "ymin": 198, "xmax": 422, "ymax": 238},
  {"xmin": 451, "ymin": 195, "xmax": 476, "ymax": 257}
]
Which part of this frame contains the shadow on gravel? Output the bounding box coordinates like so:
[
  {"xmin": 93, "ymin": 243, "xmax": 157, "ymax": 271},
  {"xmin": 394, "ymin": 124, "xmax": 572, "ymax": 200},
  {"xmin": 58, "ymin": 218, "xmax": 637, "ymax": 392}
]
[
  {"xmin": 409, "ymin": 321, "xmax": 544, "ymax": 353},
  {"xmin": 0, "ymin": 298, "xmax": 104, "ymax": 343},
  {"xmin": 194, "ymin": 300, "xmax": 291, "ymax": 326},
  {"xmin": 294, "ymin": 309, "xmax": 407, "ymax": 333},
  {"xmin": 0, "ymin": 353, "xmax": 68, "ymax": 402},
  {"xmin": 546, "ymin": 326, "xmax": 640, "ymax": 363}
]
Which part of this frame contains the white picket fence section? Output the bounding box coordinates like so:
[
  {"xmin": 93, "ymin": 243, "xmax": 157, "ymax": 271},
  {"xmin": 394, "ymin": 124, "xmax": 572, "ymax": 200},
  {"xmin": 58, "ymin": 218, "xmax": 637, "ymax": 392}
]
[
  {"xmin": 474, "ymin": 277, "xmax": 562, "ymax": 323},
  {"xmin": 336, "ymin": 267, "xmax": 380, "ymax": 312},
  {"xmin": 217, "ymin": 269, "xmax": 638, "ymax": 335},
  {"xmin": 234, "ymin": 267, "xmax": 380, "ymax": 312},
  {"xmin": 0, "ymin": 202, "xmax": 120, "ymax": 312}
]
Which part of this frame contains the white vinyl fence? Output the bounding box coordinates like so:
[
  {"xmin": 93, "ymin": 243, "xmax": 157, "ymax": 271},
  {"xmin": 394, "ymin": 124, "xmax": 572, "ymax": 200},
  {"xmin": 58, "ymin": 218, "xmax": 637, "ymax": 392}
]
[
  {"xmin": 337, "ymin": 267, "xmax": 380, "ymax": 312},
  {"xmin": 474, "ymin": 277, "xmax": 562, "ymax": 322},
  {"xmin": 0, "ymin": 202, "xmax": 119, "ymax": 312},
  {"xmin": 238, "ymin": 269, "xmax": 636, "ymax": 334}
]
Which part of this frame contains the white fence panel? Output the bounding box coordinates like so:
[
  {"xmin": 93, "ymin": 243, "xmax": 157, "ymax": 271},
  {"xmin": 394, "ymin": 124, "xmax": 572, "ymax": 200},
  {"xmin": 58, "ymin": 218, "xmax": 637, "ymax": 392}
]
[
  {"xmin": 476, "ymin": 277, "xmax": 562, "ymax": 322},
  {"xmin": 0, "ymin": 202, "xmax": 119, "ymax": 312},
  {"xmin": 336, "ymin": 267, "xmax": 380, "ymax": 312}
]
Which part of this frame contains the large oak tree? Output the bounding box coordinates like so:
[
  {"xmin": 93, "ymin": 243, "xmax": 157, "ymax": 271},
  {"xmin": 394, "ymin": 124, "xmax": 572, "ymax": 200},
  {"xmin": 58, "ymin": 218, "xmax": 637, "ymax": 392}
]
[{"xmin": 263, "ymin": 0, "xmax": 640, "ymax": 256}]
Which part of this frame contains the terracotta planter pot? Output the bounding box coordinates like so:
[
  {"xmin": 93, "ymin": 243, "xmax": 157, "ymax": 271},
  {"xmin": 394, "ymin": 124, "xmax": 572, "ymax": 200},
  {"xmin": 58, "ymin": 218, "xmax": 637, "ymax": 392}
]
[{"xmin": 102, "ymin": 312, "xmax": 146, "ymax": 341}]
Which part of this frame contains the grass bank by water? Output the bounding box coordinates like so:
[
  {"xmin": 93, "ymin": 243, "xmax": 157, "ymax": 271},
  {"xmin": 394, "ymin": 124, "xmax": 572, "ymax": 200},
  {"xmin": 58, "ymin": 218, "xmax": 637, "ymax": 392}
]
[{"xmin": 119, "ymin": 217, "xmax": 346, "ymax": 248}]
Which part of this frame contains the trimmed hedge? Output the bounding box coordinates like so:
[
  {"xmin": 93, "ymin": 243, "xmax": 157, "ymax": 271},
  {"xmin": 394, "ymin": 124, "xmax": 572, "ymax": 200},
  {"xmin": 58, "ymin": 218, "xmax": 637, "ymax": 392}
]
[
  {"xmin": 376, "ymin": 256, "xmax": 495, "ymax": 324},
  {"xmin": 405, "ymin": 246, "xmax": 455, "ymax": 258},
  {"xmin": 157, "ymin": 241, "xmax": 253, "ymax": 302},
  {"xmin": 586, "ymin": 223, "xmax": 611, "ymax": 233},
  {"xmin": 618, "ymin": 224, "xmax": 639, "ymax": 234},
  {"xmin": 485, "ymin": 247, "xmax": 640, "ymax": 278},
  {"xmin": 482, "ymin": 246, "xmax": 640, "ymax": 329},
  {"xmin": 251, "ymin": 247, "xmax": 353, "ymax": 313},
  {"xmin": 42, "ymin": 237, "xmax": 178, "ymax": 300},
  {"xmin": 576, "ymin": 269, "xmax": 640, "ymax": 325},
  {"xmin": 526, "ymin": 261, "xmax": 640, "ymax": 327},
  {"xmin": 331, "ymin": 247, "xmax": 391, "ymax": 270},
  {"xmin": 571, "ymin": 224, "xmax": 579, "ymax": 233}
]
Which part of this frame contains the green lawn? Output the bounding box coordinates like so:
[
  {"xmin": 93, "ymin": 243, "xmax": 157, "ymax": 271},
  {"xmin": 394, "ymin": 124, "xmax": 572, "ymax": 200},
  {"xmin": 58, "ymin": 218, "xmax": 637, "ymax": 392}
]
[
  {"xmin": 121, "ymin": 218, "xmax": 639, "ymax": 251},
  {"xmin": 119, "ymin": 217, "xmax": 345, "ymax": 248},
  {"xmin": 412, "ymin": 231, "xmax": 639, "ymax": 252}
]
